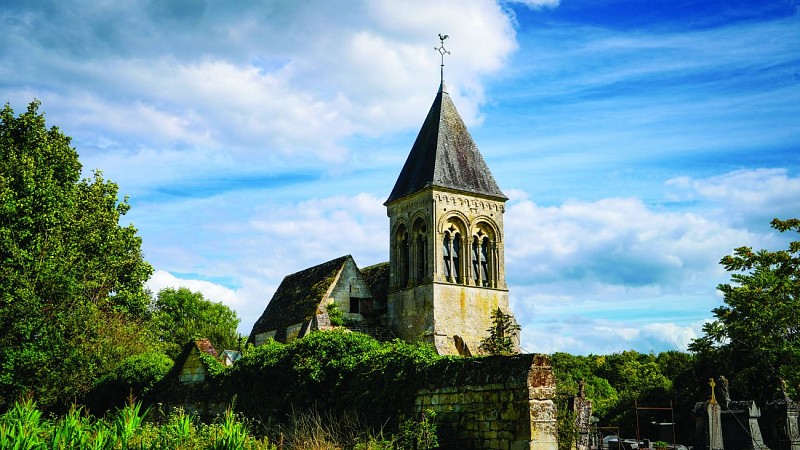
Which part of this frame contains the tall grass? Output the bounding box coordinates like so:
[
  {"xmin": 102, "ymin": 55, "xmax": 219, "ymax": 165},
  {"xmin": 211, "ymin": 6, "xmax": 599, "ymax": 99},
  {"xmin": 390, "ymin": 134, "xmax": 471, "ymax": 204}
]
[
  {"xmin": 0, "ymin": 397, "xmax": 47, "ymax": 450},
  {"xmin": 0, "ymin": 399, "xmax": 276, "ymax": 450},
  {"xmin": 277, "ymin": 409, "xmax": 397, "ymax": 450},
  {"xmin": 0, "ymin": 399, "xmax": 431, "ymax": 449}
]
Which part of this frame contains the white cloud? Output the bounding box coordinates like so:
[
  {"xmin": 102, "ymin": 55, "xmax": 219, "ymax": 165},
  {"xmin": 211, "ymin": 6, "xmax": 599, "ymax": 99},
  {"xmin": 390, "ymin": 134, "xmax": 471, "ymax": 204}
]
[
  {"xmin": 666, "ymin": 168, "xmax": 800, "ymax": 227},
  {"xmin": 502, "ymin": 168, "xmax": 800, "ymax": 354},
  {"xmin": 147, "ymin": 270, "xmax": 241, "ymax": 307},
  {"xmin": 1, "ymin": 0, "xmax": 518, "ymax": 167},
  {"xmin": 146, "ymin": 270, "xmax": 280, "ymax": 337},
  {"xmin": 519, "ymin": 316, "xmax": 704, "ymax": 355},
  {"xmin": 505, "ymin": 196, "xmax": 749, "ymax": 288},
  {"xmin": 505, "ymin": 0, "xmax": 560, "ymax": 10}
]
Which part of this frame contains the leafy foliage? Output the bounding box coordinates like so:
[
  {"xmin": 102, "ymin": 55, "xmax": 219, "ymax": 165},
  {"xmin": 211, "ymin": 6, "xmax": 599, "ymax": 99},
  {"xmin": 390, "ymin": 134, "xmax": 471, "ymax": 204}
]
[
  {"xmin": 551, "ymin": 350, "xmax": 697, "ymax": 443},
  {"xmin": 0, "ymin": 101, "xmax": 153, "ymax": 409},
  {"xmin": 397, "ymin": 409, "xmax": 438, "ymax": 450},
  {"xmin": 327, "ymin": 301, "xmax": 345, "ymax": 326},
  {"xmin": 478, "ymin": 307, "xmax": 520, "ymax": 355},
  {"xmin": 689, "ymin": 218, "xmax": 800, "ymax": 403},
  {"xmin": 148, "ymin": 287, "xmax": 241, "ymax": 359},
  {"xmin": 222, "ymin": 330, "xmax": 441, "ymax": 427},
  {"xmin": 87, "ymin": 351, "xmax": 174, "ymax": 413}
]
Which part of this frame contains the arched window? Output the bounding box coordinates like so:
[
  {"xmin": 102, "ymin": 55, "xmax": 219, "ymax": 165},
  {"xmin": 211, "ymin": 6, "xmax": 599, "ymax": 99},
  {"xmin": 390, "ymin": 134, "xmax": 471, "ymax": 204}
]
[
  {"xmin": 413, "ymin": 219, "xmax": 427, "ymax": 283},
  {"xmin": 400, "ymin": 232, "xmax": 410, "ymax": 288},
  {"xmin": 395, "ymin": 224, "xmax": 410, "ymax": 289},
  {"xmin": 452, "ymin": 233, "xmax": 461, "ymax": 281},
  {"xmin": 472, "ymin": 237, "xmax": 480, "ymax": 285},
  {"xmin": 443, "ymin": 232, "xmax": 452, "ymax": 280},
  {"xmin": 481, "ymin": 237, "xmax": 490, "ymax": 287},
  {"xmin": 417, "ymin": 233, "xmax": 427, "ymax": 282}
]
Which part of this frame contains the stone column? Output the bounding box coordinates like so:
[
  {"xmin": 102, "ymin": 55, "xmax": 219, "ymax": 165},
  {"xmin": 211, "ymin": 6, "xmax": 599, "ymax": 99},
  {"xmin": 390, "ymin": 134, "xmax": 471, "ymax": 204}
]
[
  {"xmin": 569, "ymin": 380, "xmax": 593, "ymax": 450},
  {"xmin": 708, "ymin": 400, "xmax": 725, "ymax": 450},
  {"xmin": 528, "ymin": 354, "xmax": 558, "ymax": 450}
]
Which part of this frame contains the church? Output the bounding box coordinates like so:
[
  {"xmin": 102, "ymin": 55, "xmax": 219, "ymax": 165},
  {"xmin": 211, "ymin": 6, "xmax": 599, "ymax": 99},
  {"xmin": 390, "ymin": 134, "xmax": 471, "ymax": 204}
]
[{"xmin": 249, "ymin": 74, "xmax": 518, "ymax": 356}]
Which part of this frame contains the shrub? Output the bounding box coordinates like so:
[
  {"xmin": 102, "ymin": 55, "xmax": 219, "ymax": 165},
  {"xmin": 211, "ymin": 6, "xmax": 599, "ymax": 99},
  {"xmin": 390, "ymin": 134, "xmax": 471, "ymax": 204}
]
[
  {"xmin": 87, "ymin": 351, "xmax": 173, "ymax": 412},
  {"xmin": 397, "ymin": 409, "xmax": 438, "ymax": 450},
  {"xmin": 221, "ymin": 331, "xmax": 442, "ymax": 431},
  {"xmin": 479, "ymin": 308, "xmax": 520, "ymax": 356}
]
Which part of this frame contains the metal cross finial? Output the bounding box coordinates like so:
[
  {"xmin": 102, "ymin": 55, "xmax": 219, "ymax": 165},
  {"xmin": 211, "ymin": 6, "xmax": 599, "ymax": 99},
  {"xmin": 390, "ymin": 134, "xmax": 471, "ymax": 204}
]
[
  {"xmin": 709, "ymin": 378, "xmax": 717, "ymax": 405},
  {"xmin": 435, "ymin": 34, "xmax": 450, "ymax": 83}
]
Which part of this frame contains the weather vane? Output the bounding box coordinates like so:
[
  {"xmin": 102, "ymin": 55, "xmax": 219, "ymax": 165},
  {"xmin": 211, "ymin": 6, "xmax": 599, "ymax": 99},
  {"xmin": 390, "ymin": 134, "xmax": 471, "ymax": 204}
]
[{"xmin": 435, "ymin": 33, "xmax": 450, "ymax": 83}]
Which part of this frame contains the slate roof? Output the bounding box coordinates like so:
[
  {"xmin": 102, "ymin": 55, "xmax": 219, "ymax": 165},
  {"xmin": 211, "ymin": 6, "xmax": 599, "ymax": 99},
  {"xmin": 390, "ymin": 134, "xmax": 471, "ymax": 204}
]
[
  {"xmin": 385, "ymin": 83, "xmax": 507, "ymax": 204},
  {"xmin": 248, "ymin": 255, "xmax": 349, "ymax": 342},
  {"xmin": 360, "ymin": 262, "xmax": 389, "ymax": 308}
]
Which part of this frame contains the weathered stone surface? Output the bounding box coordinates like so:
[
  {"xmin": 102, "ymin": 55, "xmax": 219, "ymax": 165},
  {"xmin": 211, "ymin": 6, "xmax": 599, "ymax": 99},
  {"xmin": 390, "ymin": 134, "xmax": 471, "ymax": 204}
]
[
  {"xmin": 694, "ymin": 399, "xmax": 770, "ymax": 450},
  {"xmin": 569, "ymin": 383, "xmax": 593, "ymax": 450},
  {"xmin": 765, "ymin": 399, "xmax": 800, "ymax": 450},
  {"xmin": 413, "ymin": 353, "xmax": 558, "ymax": 450}
]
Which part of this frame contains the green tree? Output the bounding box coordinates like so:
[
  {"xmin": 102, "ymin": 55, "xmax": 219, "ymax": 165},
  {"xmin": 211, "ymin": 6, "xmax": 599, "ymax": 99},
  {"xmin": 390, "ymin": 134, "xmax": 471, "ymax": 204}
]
[
  {"xmin": 87, "ymin": 351, "xmax": 173, "ymax": 412},
  {"xmin": 596, "ymin": 351, "xmax": 672, "ymax": 435},
  {"xmin": 689, "ymin": 218, "xmax": 800, "ymax": 403},
  {"xmin": 0, "ymin": 101, "xmax": 153, "ymax": 409},
  {"xmin": 148, "ymin": 287, "xmax": 240, "ymax": 358},
  {"xmin": 550, "ymin": 353, "xmax": 619, "ymax": 418},
  {"xmin": 479, "ymin": 307, "xmax": 520, "ymax": 356}
]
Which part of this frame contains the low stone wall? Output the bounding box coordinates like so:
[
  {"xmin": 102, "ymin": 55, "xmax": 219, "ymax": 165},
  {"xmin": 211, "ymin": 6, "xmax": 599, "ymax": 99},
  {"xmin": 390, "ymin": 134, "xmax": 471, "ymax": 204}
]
[{"xmin": 414, "ymin": 353, "xmax": 558, "ymax": 450}]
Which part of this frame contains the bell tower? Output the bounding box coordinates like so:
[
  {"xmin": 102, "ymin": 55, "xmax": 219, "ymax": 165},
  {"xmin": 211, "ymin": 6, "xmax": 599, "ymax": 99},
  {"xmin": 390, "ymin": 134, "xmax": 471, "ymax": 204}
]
[{"xmin": 384, "ymin": 54, "xmax": 515, "ymax": 355}]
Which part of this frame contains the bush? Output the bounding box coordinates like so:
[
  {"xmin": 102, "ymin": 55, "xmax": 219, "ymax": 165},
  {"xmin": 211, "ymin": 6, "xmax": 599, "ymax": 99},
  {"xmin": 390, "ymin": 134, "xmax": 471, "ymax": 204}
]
[
  {"xmin": 220, "ymin": 331, "xmax": 442, "ymax": 431},
  {"xmin": 87, "ymin": 351, "xmax": 173, "ymax": 413}
]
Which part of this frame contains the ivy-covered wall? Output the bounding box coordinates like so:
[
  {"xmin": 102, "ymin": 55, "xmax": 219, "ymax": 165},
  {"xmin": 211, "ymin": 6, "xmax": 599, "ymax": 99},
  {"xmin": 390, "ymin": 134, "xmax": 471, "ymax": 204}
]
[{"xmin": 153, "ymin": 331, "xmax": 558, "ymax": 449}]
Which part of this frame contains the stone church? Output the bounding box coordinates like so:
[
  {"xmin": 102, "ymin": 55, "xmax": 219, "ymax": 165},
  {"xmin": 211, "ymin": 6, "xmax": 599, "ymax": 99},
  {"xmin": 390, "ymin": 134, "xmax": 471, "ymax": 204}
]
[{"xmin": 249, "ymin": 79, "xmax": 517, "ymax": 356}]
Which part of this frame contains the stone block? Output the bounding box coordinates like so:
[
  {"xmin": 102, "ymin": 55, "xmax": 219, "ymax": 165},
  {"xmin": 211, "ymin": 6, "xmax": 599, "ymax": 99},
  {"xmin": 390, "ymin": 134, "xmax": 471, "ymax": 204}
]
[{"xmin": 499, "ymin": 430, "xmax": 515, "ymax": 441}]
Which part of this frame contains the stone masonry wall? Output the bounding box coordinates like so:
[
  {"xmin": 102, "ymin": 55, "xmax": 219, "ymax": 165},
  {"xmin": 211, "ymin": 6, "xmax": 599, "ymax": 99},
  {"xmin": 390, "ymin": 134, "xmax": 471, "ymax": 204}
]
[{"xmin": 413, "ymin": 354, "xmax": 558, "ymax": 450}]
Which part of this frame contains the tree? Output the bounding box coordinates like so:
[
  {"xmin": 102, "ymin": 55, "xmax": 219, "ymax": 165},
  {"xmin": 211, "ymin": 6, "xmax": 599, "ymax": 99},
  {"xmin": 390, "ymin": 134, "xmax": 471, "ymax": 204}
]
[
  {"xmin": 0, "ymin": 101, "xmax": 153, "ymax": 409},
  {"xmin": 550, "ymin": 353, "xmax": 620, "ymax": 418},
  {"xmin": 148, "ymin": 287, "xmax": 240, "ymax": 358},
  {"xmin": 479, "ymin": 307, "xmax": 520, "ymax": 356},
  {"xmin": 87, "ymin": 351, "xmax": 173, "ymax": 412},
  {"xmin": 689, "ymin": 218, "xmax": 800, "ymax": 404}
]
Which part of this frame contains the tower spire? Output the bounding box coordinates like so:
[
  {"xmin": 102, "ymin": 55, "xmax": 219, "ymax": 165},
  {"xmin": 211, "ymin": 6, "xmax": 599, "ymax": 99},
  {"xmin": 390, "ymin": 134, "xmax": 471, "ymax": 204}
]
[{"xmin": 435, "ymin": 33, "xmax": 450, "ymax": 92}]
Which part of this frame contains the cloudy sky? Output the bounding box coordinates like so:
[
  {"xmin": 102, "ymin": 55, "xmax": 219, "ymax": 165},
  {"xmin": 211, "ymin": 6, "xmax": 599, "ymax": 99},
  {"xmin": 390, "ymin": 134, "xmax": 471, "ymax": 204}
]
[{"xmin": 2, "ymin": 0, "xmax": 799, "ymax": 355}]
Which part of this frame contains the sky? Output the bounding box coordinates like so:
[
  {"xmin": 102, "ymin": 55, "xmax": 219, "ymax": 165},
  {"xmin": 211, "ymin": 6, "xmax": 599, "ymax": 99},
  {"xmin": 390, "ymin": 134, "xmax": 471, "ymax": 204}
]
[{"xmin": 2, "ymin": 0, "xmax": 799, "ymax": 355}]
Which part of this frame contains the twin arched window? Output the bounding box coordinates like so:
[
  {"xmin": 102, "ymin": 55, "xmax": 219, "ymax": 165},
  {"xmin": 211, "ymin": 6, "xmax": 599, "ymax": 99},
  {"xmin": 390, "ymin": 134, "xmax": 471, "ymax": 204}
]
[
  {"xmin": 443, "ymin": 221, "xmax": 496, "ymax": 287},
  {"xmin": 396, "ymin": 218, "xmax": 497, "ymax": 289},
  {"xmin": 395, "ymin": 219, "xmax": 429, "ymax": 288}
]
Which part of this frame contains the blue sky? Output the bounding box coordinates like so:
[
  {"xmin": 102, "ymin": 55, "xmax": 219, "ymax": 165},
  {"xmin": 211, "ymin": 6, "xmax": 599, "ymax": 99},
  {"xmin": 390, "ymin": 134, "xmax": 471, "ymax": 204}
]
[{"xmin": 2, "ymin": 0, "xmax": 798, "ymax": 354}]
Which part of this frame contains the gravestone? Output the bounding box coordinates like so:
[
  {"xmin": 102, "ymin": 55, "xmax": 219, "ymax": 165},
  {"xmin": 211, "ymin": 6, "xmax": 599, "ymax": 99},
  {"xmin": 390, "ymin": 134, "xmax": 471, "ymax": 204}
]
[
  {"xmin": 764, "ymin": 380, "xmax": 800, "ymax": 450},
  {"xmin": 722, "ymin": 400, "xmax": 769, "ymax": 450},
  {"xmin": 693, "ymin": 377, "xmax": 770, "ymax": 450}
]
